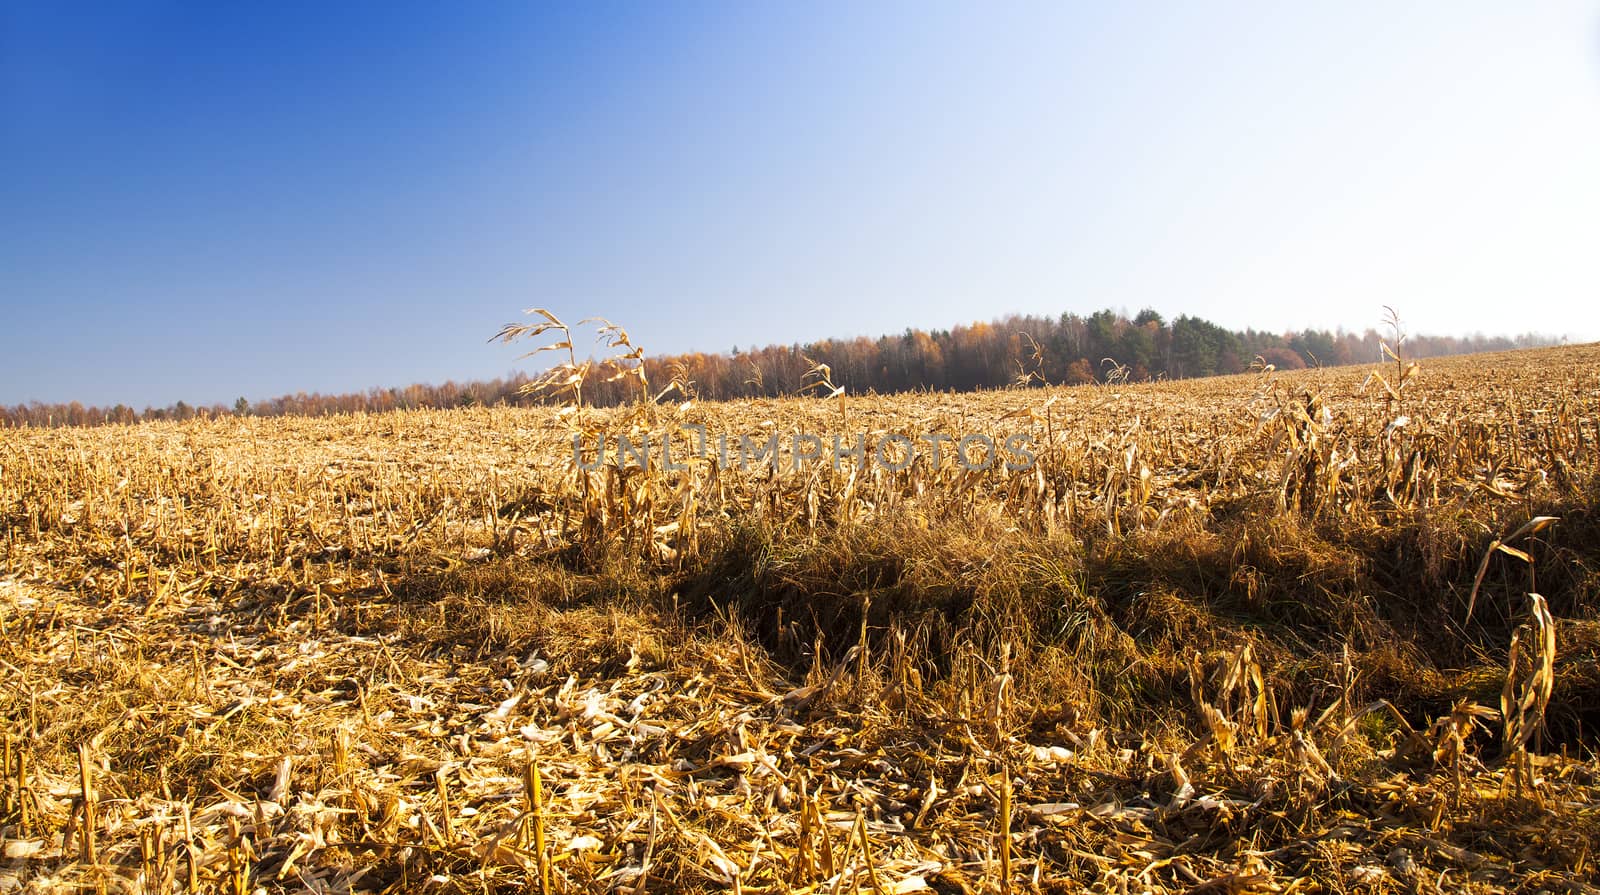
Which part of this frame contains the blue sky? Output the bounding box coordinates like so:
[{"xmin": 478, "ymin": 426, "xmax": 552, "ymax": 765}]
[{"xmin": 4, "ymin": 2, "xmax": 1599, "ymax": 407}]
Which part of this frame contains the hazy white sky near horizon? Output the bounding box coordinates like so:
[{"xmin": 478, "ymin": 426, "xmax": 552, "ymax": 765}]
[{"xmin": 2, "ymin": 2, "xmax": 1599, "ymax": 406}]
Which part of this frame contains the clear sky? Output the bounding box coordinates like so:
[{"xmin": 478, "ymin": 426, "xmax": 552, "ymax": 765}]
[{"xmin": 4, "ymin": 2, "xmax": 1599, "ymax": 407}]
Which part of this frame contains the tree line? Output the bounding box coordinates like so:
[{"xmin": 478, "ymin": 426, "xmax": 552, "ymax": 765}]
[{"xmin": 2, "ymin": 308, "xmax": 1560, "ymax": 428}]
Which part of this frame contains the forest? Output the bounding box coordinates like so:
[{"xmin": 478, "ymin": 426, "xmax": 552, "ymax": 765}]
[{"xmin": 3, "ymin": 307, "xmax": 1557, "ymax": 427}]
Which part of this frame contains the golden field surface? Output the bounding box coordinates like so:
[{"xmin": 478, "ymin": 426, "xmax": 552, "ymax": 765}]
[{"xmin": 3, "ymin": 345, "xmax": 1600, "ymax": 893}]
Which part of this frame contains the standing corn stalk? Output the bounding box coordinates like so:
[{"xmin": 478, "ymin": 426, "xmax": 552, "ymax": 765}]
[
  {"xmin": 589, "ymin": 317, "xmax": 653, "ymax": 406},
  {"xmin": 492, "ymin": 309, "xmax": 591, "ymax": 414},
  {"xmin": 1502, "ymin": 592, "xmax": 1556, "ymax": 791},
  {"xmin": 800, "ymin": 355, "xmax": 847, "ymax": 423},
  {"xmin": 1362, "ymin": 306, "xmax": 1419, "ymax": 412}
]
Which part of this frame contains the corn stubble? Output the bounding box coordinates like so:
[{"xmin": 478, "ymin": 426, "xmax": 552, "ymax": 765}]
[{"xmin": 3, "ymin": 333, "xmax": 1600, "ymax": 893}]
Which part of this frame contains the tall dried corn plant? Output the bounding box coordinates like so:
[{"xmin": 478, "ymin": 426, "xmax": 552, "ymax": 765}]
[
  {"xmin": 1362, "ymin": 305, "xmax": 1420, "ymax": 412},
  {"xmin": 1502, "ymin": 592, "xmax": 1556, "ymax": 790},
  {"xmin": 800, "ymin": 356, "xmax": 847, "ymax": 424},
  {"xmin": 1464, "ymin": 516, "xmax": 1558, "ymax": 624},
  {"xmin": 590, "ymin": 317, "xmax": 652, "ymax": 406},
  {"xmin": 493, "ymin": 310, "xmax": 709, "ymax": 564},
  {"xmin": 493, "ymin": 308, "xmax": 591, "ymax": 414}
]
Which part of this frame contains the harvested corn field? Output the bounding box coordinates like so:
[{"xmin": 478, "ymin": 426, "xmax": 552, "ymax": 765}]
[{"xmin": 4, "ymin": 344, "xmax": 1600, "ymax": 894}]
